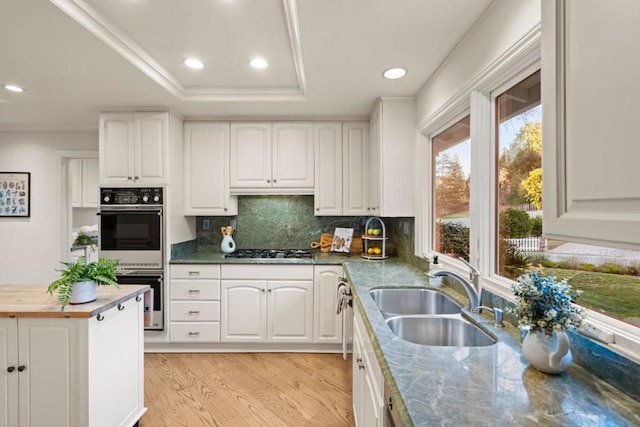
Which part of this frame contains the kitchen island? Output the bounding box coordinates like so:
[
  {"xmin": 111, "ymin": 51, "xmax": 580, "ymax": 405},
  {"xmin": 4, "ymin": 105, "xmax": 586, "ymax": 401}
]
[
  {"xmin": 343, "ymin": 261, "xmax": 640, "ymax": 426},
  {"xmin": 0, "ymin": 285, "xmax": 149, "ymax": 427}
]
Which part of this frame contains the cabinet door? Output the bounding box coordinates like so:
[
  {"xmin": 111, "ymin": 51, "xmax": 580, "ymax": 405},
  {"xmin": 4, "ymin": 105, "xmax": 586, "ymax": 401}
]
[
  {"xmin": 0, "ymin": 319, "xmax": 18, "ymax": 427},
  {"xmin": 18, "ymin": 318, "xmax": 82, "ymax": 427},
  {"xmin": 184, "ymin": 122, "xmax": 237, "ymax": 215},
  {"xmin": 69, "ymin": 159, "xmax": 82, "ymax": 208},
  {"xmin": 368, "ymin": 105, "xmax": 382, "ymax": 215},
  {"xmin": 99, "ymin": 113, "xmax": 134, "ymax": 185},
  {"xmin": 352, "ymin": 317, "xmax": 365, "ymax": 427},
  {"xmin": 343, "ymin": 122, "xmax": 370, "ymax": 215},
  {"xmin": 221, "ymin": 280, "xmax": 266, "ymax": 342},
  {"xmin": 313, "ymin": 266, "xmax": 342, "ymax": 343},
  {"xmin": 81, "ymin": 158, "xmax": 99, "ymax": 208},
  {"xmin": 134, "ymin": 112, "xmax": 168, "ymax": 185},
  {"xmin": 314, "ymin": 122, "xmax": 343, "ymax": 215},
  {"xmin": 272, "ymin": 122, "xmax": 314, "ymax": 189},
  {"xmin": 230, "ymin": 122, "xmax": 272, "ymax": 188},
  {"xmin": 542, "ymin": 1, "xmax": 640, "ymax": 250},
  {"xmin": 267, "ymin": 280, "xmax": 314, "ymax": 343}
]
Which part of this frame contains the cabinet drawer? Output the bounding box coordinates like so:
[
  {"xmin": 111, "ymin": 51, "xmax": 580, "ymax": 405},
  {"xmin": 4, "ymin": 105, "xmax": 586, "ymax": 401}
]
[
  {"xmin": 170, "ymin": 301, "xmax": 220, "ymax": 321},
  {"xmin": 170, "ymin": 322, "xmax": 220, "ymax": 343},
  {"xmin": 171, "ymin": 280, "xmax": 220, "ymax": 300},
  {"xmin": 171, "ymin": 264, "xmax": 220, "ymax": 279}
]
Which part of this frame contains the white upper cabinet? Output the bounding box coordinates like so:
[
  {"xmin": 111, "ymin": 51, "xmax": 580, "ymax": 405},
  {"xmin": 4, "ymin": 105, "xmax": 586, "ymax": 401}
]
[
  {"xmin": 343, "ymin": 122, "xmax": 369, "ymax": 216},
  {"xmin": 314, "ymin": 122, "xmax": 343, "ymax": 215},
  {"xmin": 230, "ymin": 122, "xmax": 314, "ymax": 194},
  {"xmin": 99, "ymin": 112, "xmax": 169, "ymax": 186},
  {"xmin": 369, "ymin": 98, "xmax": 416, "ymax": 217},
  {"xmin": 184, "ymin": 122, "xmax": 237, "ymax": 216},
  {"xmin": 70, "ymin": 158, "xmax": 99, "ymax": 208},
  {"xmin": 542, "ymin": 1, "xmax": 640, "ymax": 250}
]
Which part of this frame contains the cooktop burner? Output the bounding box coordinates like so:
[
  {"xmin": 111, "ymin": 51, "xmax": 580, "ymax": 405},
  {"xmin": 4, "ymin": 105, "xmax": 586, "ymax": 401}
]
[{"xmin": 224, "ymin": 249, "xmax": 313, "ymax": 259}]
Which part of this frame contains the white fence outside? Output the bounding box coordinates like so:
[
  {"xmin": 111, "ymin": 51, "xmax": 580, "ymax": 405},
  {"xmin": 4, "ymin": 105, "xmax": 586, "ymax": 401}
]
[{"xmin": 505, "ymin": 237, "xmax": 544, "ymax": 252}]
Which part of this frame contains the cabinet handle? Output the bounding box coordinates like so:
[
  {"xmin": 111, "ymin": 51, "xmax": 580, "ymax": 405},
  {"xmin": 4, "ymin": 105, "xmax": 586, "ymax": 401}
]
[
  {"xmin": 356, "ymin": 357, "xmax": 362, "ymax": 363},
  {"xmin": 267, "ymin": 179, "xmax": 271, "ymax": 183},
  {"xmin": 17, "ymin": 366, "xmax": 26, "ymax": 372},
  {"xmin": 273, "ymin": 179, "xmax": 277, "ymax": 183},
  {"xmin": 127, "ymin": 176, "xmax": 133, "ymax": 180},
  {"xmin": 316, "ymin": 208, "xmax": 319, "ymax": 211},
  {"xmin": 118, "ymin": 304, "xmax": 125, "ymax": 311},
  {"xmin": 367, "ymin": 207, "xmax": 371, "ymax": 211},
  {"xmin": 97, "ymin": 314, "xmax": 104, "ymax": 321},
  {"xmin": 358, "ymin": 362, "xmax": 365, "ymax": 370},
  {"xmin": 188, "ymin": 289, "xmax": 200, "ymax": 294},
  {"xmin": 224, "ymin": 207, "xmax": 228, "ymax": 211},
  {"xmin": 188, "ymin": 271, "xmax": 200, "ymax": 276},
  {"xmin": 136, "ymin": 295, "xmax": 142, "ymax": 302},
  {"xmin": 188, "ymin": 310, "xmax": 200, "ymax": 314},
  {"xmin": 261, "ymin": 289, "xmax": 265, "ymax": 293},
  {"xmin": 134, "ymin": 176, "xmax": 139, "ymax": 180},
  {"xmin": 6, "ymin": 366, "xmax": 15, "ymax": 373},
  {"xmin": 188, "ymin": 332, "xmax": 200, "ymax": 336},
  {"xmin": 268, "ymin": 289, "xmax": 272, "ymax": 293}
]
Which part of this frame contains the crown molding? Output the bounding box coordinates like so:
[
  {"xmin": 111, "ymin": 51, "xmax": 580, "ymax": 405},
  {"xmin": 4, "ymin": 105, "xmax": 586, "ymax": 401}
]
[{"xmin": 49, "ymin": 0, "xmax": 307, "ymax": 102}]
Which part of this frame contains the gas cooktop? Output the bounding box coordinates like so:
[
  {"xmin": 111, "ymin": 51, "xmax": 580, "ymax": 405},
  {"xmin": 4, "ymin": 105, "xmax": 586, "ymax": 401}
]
[{"xmin": 224, "ymin": 249, "xmax": 313, "ymax": 259}]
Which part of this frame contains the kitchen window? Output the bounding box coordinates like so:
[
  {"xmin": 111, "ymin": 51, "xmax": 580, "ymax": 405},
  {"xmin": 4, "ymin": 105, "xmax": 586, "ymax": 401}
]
[
  {"xmin": 431, "ymin": 116, "xmax": 471, "ymax": 261},
  {"xmin": 494, "ymin": 71, "xmax": 640, "ymax": 332}
]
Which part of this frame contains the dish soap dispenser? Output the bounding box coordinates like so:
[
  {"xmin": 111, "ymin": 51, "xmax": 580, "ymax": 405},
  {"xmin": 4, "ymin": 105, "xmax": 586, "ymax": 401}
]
[{"xmin": 221, "ymin": 226, "xmax": 236, "ymax": 254}]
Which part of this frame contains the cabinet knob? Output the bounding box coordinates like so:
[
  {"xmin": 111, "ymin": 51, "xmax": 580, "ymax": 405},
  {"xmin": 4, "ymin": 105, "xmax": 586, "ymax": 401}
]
[
  {"xmin": 267, "ymin": 179, "xmax": 271, "ymax": 183},
  {"xmin": 273, "ymin": 179, "xmax": 277, "ymax": 183},
  {"xmin": 127, "ymin": 176, "xmax": 133, "ymax": 180},
  {"xmin": 261, "ymin": 289, "xmax": 265, "ymax": 293},
  {"xmin": 136, "ymin": 295, "xmax": 142, "ymax": 302},
  {"xmin": 358, "ymin": 362, "xmax": 365, "ymax": 370},
  {"xmin": 224, "ymin": 207, "xmax": 228, "ymax": 211},
  {"xmin": 367, "ymin": 207, "xmax": 371, "ymax": 211},
  {"xmin": 97, "ymin": 314, "xmax": 104, "ymax": 321},
  {"xmin": 17, "ymin": 366, "xmax": 26, "ymax": 372},
  {"xmin": 118, "ymin": 304, "xmax": 125, "ymax": 311},
  {"xmin": 316, "ymin": 208, "xmax": 319, "ymax": 211},
  {"xmin": 6, "ymin": 366, "xmax": 15, "ymax": 373},
  {"xmin": 134, "ymin": 176, "xmax": 139, "ymax": 180},
  {"xmin": 268, "ymin": 289, "xmax": 272, "ymax": 293}
]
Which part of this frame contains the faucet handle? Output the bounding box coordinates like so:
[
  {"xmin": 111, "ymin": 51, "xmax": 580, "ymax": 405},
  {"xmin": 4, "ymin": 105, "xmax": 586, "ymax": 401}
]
[{"xmin": 458, "ymin": 257, "xmax": 481, "ymax": 276}]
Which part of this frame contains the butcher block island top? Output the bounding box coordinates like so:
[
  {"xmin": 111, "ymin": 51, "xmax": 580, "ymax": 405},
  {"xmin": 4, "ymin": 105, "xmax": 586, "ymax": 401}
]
[{"xmin": 0, "ymin": 284, "xmax": 150, "ymax": 318}]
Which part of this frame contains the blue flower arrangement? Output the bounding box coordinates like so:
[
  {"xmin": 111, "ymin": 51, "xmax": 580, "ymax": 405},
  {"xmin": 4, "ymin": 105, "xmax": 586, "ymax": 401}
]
[{"xmin": 509, "ymin": 269, "xmax": 585, "ymax": 337}]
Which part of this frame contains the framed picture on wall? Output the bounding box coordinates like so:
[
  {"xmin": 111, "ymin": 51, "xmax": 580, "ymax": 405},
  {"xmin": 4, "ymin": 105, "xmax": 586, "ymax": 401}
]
[{"xmin": 0, "ymin": 172, "xmax": 30, "ymax": 217}]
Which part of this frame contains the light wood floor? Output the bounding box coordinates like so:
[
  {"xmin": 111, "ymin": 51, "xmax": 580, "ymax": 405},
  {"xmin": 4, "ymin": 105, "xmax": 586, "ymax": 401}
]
[{"xmin": 142, "ymin": 353, "xmax": 354, "ymax": 427}]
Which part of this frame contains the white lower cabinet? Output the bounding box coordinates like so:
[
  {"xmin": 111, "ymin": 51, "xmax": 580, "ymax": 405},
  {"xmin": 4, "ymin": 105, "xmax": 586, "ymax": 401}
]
[
  {"xmin": 0, "ymin": 298, "xmax": 144, "ymax": 427},
  {"xmin": 313, "ymin": 265, "xmax": 343, "ymax": 344},
  {"xmin": 221, "ymin": 265, "xmax": 314, "ymax": 343},
  {"xmin": 169, "ymin": 265, "xmax": 221, "ymax": 343},
  {"xmin": 353, "ymin": 308, "xmax": 384, "ymax": 427}
]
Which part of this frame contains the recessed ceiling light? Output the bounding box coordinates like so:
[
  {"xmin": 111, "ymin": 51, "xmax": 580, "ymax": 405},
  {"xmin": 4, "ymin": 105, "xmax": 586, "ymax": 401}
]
[
  {"xmin": 184, "ymin": 58, "xmax": 204, "ymax": 69},
  {"xmin": 249, "ymin": 58, "xmax": 269, "ymax": 69},
  {"xmin": 382, "ymin": 68, "xmax": 407, "ymax": 79},
  {"xmin": 4, "ymin": 84, "xmax": 24, "ymax": 93}
]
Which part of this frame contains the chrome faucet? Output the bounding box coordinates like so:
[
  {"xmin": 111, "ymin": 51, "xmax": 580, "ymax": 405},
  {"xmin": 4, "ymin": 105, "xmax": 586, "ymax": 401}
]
[
  {"xmin": 457, "ymin": 257, "xmax": 481, "ymax": 295},
  {"xmin": 427, "ymin": 269, "xmax": 480, "ymax": 312}
]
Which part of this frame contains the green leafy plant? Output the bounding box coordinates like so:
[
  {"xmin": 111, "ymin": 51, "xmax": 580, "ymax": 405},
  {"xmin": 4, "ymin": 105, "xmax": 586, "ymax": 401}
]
[
  {"xmin": 508, "ymin": 268, "xmax": 585, "ymax": 337},
  {"xmin": 47, "ymin": 257, "xmax": 119, "ymax": 311}
]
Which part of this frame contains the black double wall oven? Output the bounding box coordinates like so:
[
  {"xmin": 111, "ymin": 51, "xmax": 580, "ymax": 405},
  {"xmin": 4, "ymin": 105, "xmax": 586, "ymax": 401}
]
[{"xmin": 99, "ymin": 187, "xmax": 164, "ymax": 330}]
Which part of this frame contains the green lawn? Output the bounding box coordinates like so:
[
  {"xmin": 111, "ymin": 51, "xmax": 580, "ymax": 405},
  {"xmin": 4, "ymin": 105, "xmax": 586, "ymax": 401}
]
[
  {"xmin": 439, "ymin": 211, "xmax": 469, "ymax": 219},
  {"xmin": 545, "ymin": 268, "xmax": 640, "ymax": 327}
]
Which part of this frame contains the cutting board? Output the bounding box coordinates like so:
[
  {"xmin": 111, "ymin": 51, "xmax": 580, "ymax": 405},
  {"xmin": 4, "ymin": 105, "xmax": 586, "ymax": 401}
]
[{"xmin": 317, "ymin": 233, "xmax": 362, "ymax": 253}]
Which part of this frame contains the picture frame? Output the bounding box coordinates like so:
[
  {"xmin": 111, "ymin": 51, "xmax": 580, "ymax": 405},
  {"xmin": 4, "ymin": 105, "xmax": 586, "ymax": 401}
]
[
  {"xmin": 331, "ymin": 227, "xmax": 354, "ymax": 254},
  {"xmin": 0, "ymin": 172, "xmax": 30, "ymax": 217}
]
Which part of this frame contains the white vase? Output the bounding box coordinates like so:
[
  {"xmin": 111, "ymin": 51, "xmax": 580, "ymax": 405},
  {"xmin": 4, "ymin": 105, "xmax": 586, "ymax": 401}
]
[
  {"xmin": 521, "ymin": 330, "xmax": 572, "ymax": 374},
  {"xmin": 69, "ymin": 280, "xmax": 97, "ymax": 304},
  {"xmin": 221, "ymin": 235, "xmax": 236, "ymax": 254}
]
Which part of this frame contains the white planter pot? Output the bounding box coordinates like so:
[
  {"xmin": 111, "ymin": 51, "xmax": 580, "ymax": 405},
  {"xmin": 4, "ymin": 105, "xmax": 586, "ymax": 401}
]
[
  {"xmin": 221, "ymin": 235, "xmax": 236, "ymax": 254},
  {"xmin": 69, "ymin": 280, "xmax": 97, "ymax": 304},
  {"xmin": 522, "ymin": 330, "xmax": 572, "ymax": 374}
]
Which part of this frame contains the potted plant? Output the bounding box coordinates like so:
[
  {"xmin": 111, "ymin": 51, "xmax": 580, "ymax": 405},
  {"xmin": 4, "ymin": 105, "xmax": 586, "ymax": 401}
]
[
  {"xmin": 47, "ymin": 257, "xmax": 119, "ymax": 311},
  {"xmin": 508, "ymin": 268, "xmax": 585, "ymax": 374}
]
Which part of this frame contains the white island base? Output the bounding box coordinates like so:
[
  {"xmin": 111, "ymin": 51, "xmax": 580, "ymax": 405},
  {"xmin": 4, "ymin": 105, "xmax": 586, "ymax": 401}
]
[{"xmin": 0, "ymin": 285, "xmax": 149, "ymax": 427}]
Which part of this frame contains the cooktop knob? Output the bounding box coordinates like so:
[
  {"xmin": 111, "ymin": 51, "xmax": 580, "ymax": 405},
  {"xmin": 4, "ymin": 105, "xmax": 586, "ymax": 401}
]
[
  {"xmin": 153, "ymin": 195, "xmax": 160, "ymax": 202},
  {"xmin": 142, "ymin": 195, "xmax": 149, "ymax": 202},
  {"xmin": 103, "ymin": 196, "xmax": 110, "ymax": 203}
]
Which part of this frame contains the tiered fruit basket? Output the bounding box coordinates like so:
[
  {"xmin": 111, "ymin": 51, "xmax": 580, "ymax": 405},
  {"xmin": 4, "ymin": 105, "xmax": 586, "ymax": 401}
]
[{"xmin": 361, "ymin": 217, "xmax": 388, "ymax": 260}]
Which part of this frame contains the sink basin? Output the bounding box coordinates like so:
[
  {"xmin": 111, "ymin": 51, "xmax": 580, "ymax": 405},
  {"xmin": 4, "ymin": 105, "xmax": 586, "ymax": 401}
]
[
  {"xmin": 386, "ymin": 315, "xmax": 497, "ymax": 347},
  {"xmin": 369, "ymin": 288, "xmax": 461, "ymax": 318}
]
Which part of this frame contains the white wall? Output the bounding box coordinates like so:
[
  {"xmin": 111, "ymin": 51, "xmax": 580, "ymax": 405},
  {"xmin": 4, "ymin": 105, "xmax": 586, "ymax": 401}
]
[
  {"xmin": 0, "ymin": 131, "xmax": 97, "ymax": 284},
  {"xmin": 416, "ymin": 0, "xmax": 541, "ymax": 126}
]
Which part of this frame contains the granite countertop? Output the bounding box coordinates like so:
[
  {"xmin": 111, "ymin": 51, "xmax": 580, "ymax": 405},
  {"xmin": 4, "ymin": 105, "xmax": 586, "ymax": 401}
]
[
  {"xmin": 170, "ymin": 250, "xmax": 369, "ymax": 265},
  {"xmin": 343, "ymin": 261, "xmax": 640, "ymax": 427},
  {"xmin": 0, "ymin": 285, "xmax": 149, "ymax": 318}
]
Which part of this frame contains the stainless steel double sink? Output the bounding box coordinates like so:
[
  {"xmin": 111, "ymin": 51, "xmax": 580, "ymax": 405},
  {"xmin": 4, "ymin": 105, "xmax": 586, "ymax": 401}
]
[{"xmin": 369, "ymin": 288, "xmax": 497, "ymax": 347}]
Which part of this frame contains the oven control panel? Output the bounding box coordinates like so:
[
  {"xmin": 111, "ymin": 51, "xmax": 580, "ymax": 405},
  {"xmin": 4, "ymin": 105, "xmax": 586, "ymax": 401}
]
[{"xmin": 100, "ymin": 187, "xmax": 163, "ymax": 206}]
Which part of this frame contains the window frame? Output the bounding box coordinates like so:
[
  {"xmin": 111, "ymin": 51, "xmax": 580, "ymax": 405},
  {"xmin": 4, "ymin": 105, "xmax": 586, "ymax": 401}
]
[{"xmin": 417, "ymin": 32, "xmax": 640, "ymax": 361}]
